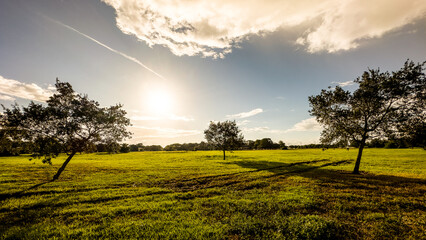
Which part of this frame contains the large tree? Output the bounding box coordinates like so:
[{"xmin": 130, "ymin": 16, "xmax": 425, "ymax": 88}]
[
  {"xmin": 1, "ymin": 79, "xmax": 132, "ymax": 180},
  {"xmin": 204, "ymin": 120, "xmax": 244, "ymax": 160},
  {"xmin": 309, "ymin": 60, "xmax": 425, "ymax": 174}
]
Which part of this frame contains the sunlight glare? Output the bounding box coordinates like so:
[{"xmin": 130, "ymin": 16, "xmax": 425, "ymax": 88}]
[{"xmin": 146, "ymin": 88, "xmax": 173, "ymax": 114}]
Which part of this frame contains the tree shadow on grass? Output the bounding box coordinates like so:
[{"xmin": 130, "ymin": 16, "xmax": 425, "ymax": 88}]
[
  {"xmin": 0, "ymin": 188, "xmax": 173, "ymax": 231},
  {"xmin": 230, "ymin": 158, "xmax": 424, "ymax": 181},
  {"xmin": 163, "ymin": 158, "xmax": 425, "ymax": 204},
  {"xmin": 0, "ymin": 180, "xmax": 54, "ymax": 201},
  {"xmin": 162, "ymin": 159, "xmax": 333, "ymax": 191},
  {"xmin": 227, "ymin": 159, "xmax": 426, "ymax": 204}
]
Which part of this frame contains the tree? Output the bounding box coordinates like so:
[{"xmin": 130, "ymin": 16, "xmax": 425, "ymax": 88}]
[
  {"xmin": 256, "ymin": 138, "xmax": 274, "ymax": 149},
  {"xmin": 144, "ymin": 145, "xmax": 163, "ymax": 151},
  {"xmin": 120, "ymin": 143, "xmax": 130, "ymax": 153},
  {"xmin": 278, "ymin": 141, "xmax": 288, "ymax": 150},
  {"xmin": 309, "ymin": 60, "xmax": 425, "ymax": 174},
  {"xmin": 204, "ymin": 120, "xmax": 244, "ymax": 160},
  {"xmin": 0, "ymin": 130, "xmax": 20, "ymax": 156},
  {"xmin": 243, "ymin": 140, "xmax": 255, "ymax": 150},
  {"xmin": 1, "ymin": 79, "xmax": 131, "ymax": 180},
  {"xmin": 129, "ymin": 143, "xmax": 144, "ymax": 152}
]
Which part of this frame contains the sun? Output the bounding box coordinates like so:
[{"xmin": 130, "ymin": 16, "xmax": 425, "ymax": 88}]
[{"xmin": 146, "ymin": 88, "xmax": 173, "ymax": 114}]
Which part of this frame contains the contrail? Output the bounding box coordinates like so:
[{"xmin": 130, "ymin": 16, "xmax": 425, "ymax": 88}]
[{"xmin": 43, "ymin": 16, "xmax": 167, "ymax": 81}]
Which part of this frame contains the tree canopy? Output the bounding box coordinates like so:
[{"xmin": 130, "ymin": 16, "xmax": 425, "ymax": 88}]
[
  {"xmin": 309, "ymin": 60, "xmax": 425, "ymax": 174},
  {"xmin": 204, "ymin": 120, "xmax": 244, "ymax": 160},
  {"xmin": 1, "ymin": 79, "xmax": 132, "ymax": 180}
]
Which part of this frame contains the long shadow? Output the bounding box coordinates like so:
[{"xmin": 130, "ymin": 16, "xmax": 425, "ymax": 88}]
[
  {"xmin": 165, "ymin": 158, "xmax": 426, "ymax": 201},
  {"xmin": 162, "ymin": 159, "xmax": 337, "ymax": 191},
  {"xmin": 161, "ymin": 159, "xmax": 329, "ymax": 185},
  {"xmin": 2, "ymin": 159, "xmax": 424, "ymax": 235},
  {"xmin": 0, "ymin": 183, "xmax": 132, "ymax": 201},
  {"xmin": 0, "ymin": 188, "xmax": 176, "ymax": 230},
  {"xmin": 1, "ymin": 159, "xmax": 331, "ymax": 200},
  {"xmin": 228, "ymin": 159, "xmax": 426, "ymax": 201},
  {"xmin": 0, "ymin": 180, "xmax": 54, "ymax": 201}
]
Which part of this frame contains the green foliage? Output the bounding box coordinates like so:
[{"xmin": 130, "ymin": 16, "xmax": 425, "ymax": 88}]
[
  {"xmin": 255, "ymin": 138, "xmax": 275, "ymax": 149},
  {"xmin": 0, "ymin": 149, "xmax": 425, "ymax": 239},
  {"xmin": 129, "ymin": 143, "xmax": 144, "ymax": 152},
  {"xmin": 0, "ymin": 79, "xmax": 131, "ymax": 179},
  {"xmin": 309, "ymin": 60, "xmax": 425, "ymax": 173},
  {"xmin": 120, "ymin": 143, "xmax": 130, "ymax": 153},
  {"xmin": 204, "ymin": 120, "xmax": 244, "ymax": 159}
]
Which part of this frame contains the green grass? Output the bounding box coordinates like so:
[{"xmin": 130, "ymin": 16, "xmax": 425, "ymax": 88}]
[{"xmin": 1, "ymin": 149, "xmax": 425, "ymax": 239}]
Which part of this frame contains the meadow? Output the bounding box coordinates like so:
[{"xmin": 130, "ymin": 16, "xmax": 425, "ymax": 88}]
[{"xmin": 0, "ymin": 149, "xmax": 425, "ymax": 239}]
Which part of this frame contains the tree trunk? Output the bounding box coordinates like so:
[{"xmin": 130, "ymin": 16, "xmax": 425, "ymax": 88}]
[
  {"xmin": 223, "ymin": 149, "xmax": 226, "ymax": 160},
  {"xmin": 352, "ymin": 137, "xmax": 366, "ymax": 174},
  {"xmin": 52, "ymin": 151, "xmax": 76, "ymax": 181}
]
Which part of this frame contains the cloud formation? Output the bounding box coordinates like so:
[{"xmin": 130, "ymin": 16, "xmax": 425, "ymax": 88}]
[
  {"xmin": 242, "ymin": 126, "xmax": 282, "ymax": 134},
  {"xmin": 286, "ymin": 117, "xmax": 322, "ymax": 132},
  {"xmin": 237, "ymin": 120, "xmax": 251, "ymax": 126},
  {"xmin": 0, "ymin": 75, "xmax": 54, "ymax": 102},
  {"xmin": 102, "ymin": 0, "xmax": 426, "ymax": 57},
  {"xmin": 332, "ymin": 81, "xmax": 355, "ymax": 87},
  {"xmin": 226, "ymin": 108, "xmax": 263, "ymax": 119},
  {"xmin": 0, "ymin": 94, "xmax": 15, "ymax": 101}
]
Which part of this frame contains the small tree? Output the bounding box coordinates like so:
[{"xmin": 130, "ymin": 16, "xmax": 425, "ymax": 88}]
[
  {"xmin": 1, "ymin": 79, "xmax": 132, "ymax": 181},
  {"xmin": 278, "ymin": 141, "xmax": 288, "ymax": 150},
  {"xmin": 256, "ymin": 138, "xmax": 275, "ymax": 149},
  {"xmin": 204, "ymin": 120, "xmax": 244, "ymax": 160},
  {"xmin": 309, "ymin": 60, "xmax": 425, "ymax": 174}
]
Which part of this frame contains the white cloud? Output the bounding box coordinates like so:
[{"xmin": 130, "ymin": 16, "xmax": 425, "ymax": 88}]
[
  {"xmin": 237, "ymin": 120, "xmax": 250, "ymax": 126},
  {"xmin": 297, "ymin": 0, "xmax": 426, "ymax": 53},
  {"xmin": 226, "ymin": 108, "xmax": 263, "ymax": 119},
  {"xmin": 242, "ymin": 126, "xmax": 283, "ymax": 134},
  {"xmin": 0, "ymin": 75, "xmax": 54, "ymax": 102},
  {"xmin": 0, "ymin": 94, "xmax": 15, "ymax": 101},
  {"xmin": 332, "ymin": 81, "xmax": 355, "ymax": 87},
  {"xmin": 286, "ymin": 117, "xmax": 322, "ymax": 132},
  {"xmin": 130, "ymin": 125, "xmax": 201, "ymax": 138},
  {"xmin": 102, "ymin": 0, "xmax": 426, "ymax": 57},
  {"xmin": 243, "ymin": 126, "xmax": 270, "ymax": 132}
]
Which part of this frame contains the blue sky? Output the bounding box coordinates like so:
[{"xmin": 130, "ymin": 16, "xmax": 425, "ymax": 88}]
[{"xmin": 1, "ymin": 0, "xmax": 425, "ymax": 146}]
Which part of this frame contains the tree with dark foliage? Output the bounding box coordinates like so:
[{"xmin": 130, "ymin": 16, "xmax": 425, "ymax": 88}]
[
  {"xmin": 309, "ymin": 60, "xmax": 425, "ymax": 174},
  {"xmin": 204, "ymin": 120, "xmax": 244, "ymax": 160},
  {"xmin": 1, "ymin": 79, "xmax": 131, "ymax": 180}
]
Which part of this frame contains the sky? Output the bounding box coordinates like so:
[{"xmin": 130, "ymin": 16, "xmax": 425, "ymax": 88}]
[{"xmin": 0, "ymin": 0, "xmax": 425, "ymax": 146}]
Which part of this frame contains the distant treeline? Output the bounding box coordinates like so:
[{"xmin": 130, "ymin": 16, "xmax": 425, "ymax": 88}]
[
  {"xmin": 95, "ymin": 138, "xmax": 289, "ymax": 153},
  {"xmin": 104, "ymin": 137, "xmax": 424, "ymax": 153},
  {"xmin": 0, "ymin": 137, "xmax": 422, "ymax": 156}
]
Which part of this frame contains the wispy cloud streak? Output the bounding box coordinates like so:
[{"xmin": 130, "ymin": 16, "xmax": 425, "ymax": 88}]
[
  {"xmin": 332, "ymin": 81, "xmax": 355, "ymax": 87},
  {"xmin": 43, "ymin": 16, "xmax": 167, "ymax": 81},
  {"xmin": 226, "ymin": 108, "xmax": 263, "ymax": 119}
]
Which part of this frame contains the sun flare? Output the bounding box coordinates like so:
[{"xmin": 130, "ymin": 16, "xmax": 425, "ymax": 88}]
[{"xmin": 146, "ymin": 88, "xmax": 173, "ymax": 114}]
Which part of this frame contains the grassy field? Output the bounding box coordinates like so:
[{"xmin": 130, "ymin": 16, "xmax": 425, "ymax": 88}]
[{"xmin": 0, "ymin": 149, "xmax": 425, "ymax": 239}]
